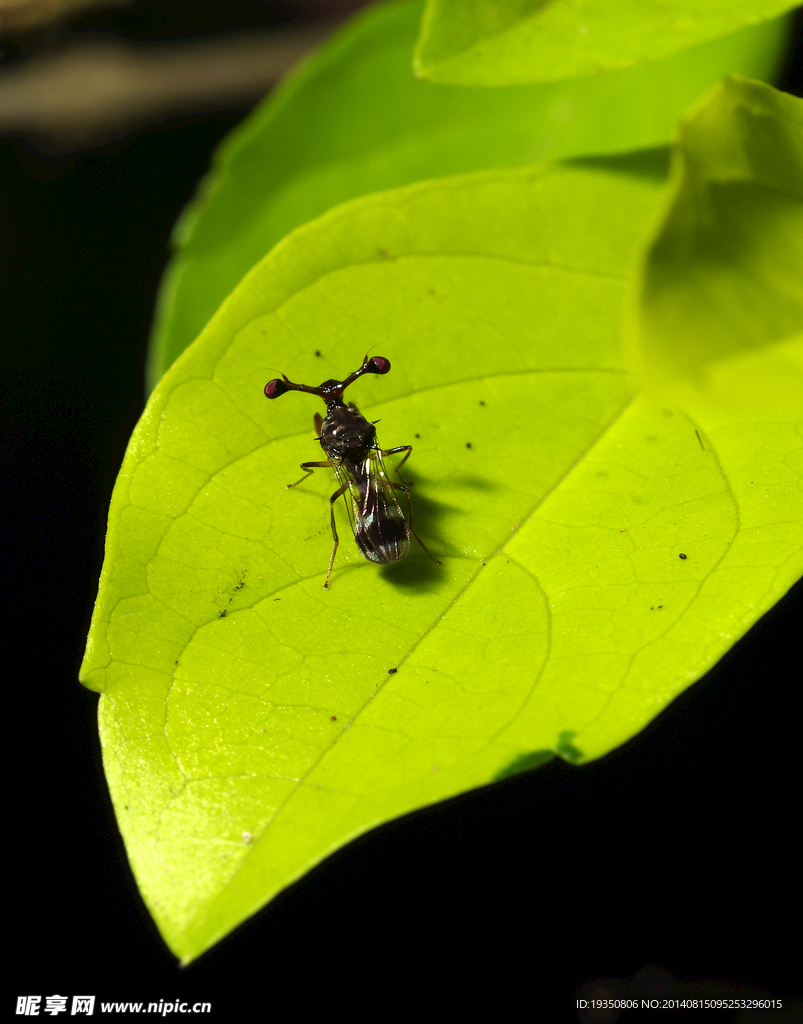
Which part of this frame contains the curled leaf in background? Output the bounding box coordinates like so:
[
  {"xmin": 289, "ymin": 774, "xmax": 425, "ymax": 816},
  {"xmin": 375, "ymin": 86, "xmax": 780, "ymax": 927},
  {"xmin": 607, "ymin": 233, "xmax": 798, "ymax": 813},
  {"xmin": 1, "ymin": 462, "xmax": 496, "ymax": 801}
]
[{"xmin": 630, "ymin": 76, "xmax": 803, "ymax": 410}]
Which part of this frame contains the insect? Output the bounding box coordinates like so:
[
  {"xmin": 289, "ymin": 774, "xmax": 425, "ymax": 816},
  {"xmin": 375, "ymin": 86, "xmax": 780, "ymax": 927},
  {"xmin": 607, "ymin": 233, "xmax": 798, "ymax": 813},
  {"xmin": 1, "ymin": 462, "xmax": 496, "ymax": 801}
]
[{"xmin": 264, "ymin": 355, "xmax": 441, "ymax": 589}]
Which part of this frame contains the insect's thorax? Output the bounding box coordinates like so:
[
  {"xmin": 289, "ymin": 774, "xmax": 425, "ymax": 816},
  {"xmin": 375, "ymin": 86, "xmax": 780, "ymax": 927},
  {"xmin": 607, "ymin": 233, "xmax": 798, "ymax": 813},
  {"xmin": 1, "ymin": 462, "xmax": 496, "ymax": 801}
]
[{"xmin": 319, "ymin": 401, "xmax": 377, "ymax": 465}]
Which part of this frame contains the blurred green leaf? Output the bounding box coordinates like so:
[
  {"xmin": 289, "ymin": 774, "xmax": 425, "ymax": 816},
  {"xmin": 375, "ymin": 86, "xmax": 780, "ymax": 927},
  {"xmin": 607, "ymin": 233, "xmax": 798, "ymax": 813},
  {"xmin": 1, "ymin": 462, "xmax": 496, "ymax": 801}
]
[
  {"xmin": 148, "ymin": 0, "xmax": 791, "ymax": 387},
  {"xmin": 629, "ymin": 77, "xmax": 803, "ymax": 410},
  {"xmin": 83, "ymin": 155, "xmax": 802, "ymax": 962},
  {"xmin": 414, "ymin": 0, "xmax": 798, "ymax": 84}
]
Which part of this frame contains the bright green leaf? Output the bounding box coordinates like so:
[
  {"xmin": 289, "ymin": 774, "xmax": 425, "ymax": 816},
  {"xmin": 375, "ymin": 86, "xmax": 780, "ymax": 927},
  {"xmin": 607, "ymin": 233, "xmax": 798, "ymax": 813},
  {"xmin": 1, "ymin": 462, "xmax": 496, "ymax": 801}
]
[
  {"xmin": 414, "ymin": 0, "xmax": 798, "ymax": 85},
  {"xmin": 630, "ymin": 77, "xmax": 803, "ymax": 411},
  {"xmin": 148, "ymin": 0, "xmax": 791, "ymax": 387},
  {"xmin": 82, "ymin": 158, "xmax": 803, "ymax": 962}
]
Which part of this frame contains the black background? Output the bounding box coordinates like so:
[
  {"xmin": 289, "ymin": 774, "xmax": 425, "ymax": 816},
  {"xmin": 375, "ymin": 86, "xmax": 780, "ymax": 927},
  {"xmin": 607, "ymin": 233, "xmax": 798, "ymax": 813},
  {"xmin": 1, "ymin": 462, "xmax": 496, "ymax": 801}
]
[{"xmin": 4, "ymin": 3, "xmax": 802, "ymax": 1019}]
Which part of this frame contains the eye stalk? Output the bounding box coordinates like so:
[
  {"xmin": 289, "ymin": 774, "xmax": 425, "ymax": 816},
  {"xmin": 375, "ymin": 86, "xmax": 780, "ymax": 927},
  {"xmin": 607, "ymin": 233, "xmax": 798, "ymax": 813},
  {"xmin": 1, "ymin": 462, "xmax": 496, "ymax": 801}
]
[{"xmin": 264, "ymin": 355, "xmax": 392, "ymax": 406}]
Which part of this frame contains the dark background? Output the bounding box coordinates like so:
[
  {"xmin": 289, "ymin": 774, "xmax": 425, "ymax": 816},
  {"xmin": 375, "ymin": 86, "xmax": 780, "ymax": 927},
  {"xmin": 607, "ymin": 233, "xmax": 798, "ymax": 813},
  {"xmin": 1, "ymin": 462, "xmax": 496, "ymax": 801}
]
[{"xmin": 4, "ymin": 2, "xmax": 802, "ymax": 1018}]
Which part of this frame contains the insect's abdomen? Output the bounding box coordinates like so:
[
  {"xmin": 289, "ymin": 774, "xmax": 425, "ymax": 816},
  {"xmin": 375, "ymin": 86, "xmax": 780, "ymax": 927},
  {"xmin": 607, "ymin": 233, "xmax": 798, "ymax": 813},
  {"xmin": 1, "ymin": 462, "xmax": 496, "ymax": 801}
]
[{"xmin": 357, "ymin": 512, "xmax": 411, "ymax": 564}]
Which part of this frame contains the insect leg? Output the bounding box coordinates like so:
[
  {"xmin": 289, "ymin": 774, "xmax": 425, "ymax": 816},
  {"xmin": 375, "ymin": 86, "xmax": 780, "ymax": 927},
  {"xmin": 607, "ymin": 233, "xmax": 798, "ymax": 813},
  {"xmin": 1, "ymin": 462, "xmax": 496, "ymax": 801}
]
[
  {"xmin": 287, "ymin": 411, "xmax": 327, "ymax": 486},
  {"xmin": 287, "ymin": 461, "xmax": 331, "ymax": 489},
  {"xmin": 381, "ymin": 445, "xmax": 413, "ymax": 485},
  {"xmin": 387, "ymin": 481, "xmax": 442, "ymax": 567},
  {"xmin": 324, "ymin": 481, "xmax": 349, "ymax": 589}
]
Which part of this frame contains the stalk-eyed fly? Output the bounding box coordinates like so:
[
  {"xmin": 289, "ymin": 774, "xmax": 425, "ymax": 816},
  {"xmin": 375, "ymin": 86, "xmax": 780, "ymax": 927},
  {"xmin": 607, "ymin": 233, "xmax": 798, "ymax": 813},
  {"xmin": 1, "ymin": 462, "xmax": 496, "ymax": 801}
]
[{"xmin": 264, "ymin": 355, "xmax": 441, "ymax": 589}]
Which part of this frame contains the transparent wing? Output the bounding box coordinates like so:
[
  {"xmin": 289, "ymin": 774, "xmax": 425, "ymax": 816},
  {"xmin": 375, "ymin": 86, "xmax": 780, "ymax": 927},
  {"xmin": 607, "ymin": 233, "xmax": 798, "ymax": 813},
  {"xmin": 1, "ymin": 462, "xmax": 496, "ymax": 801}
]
[{"xmin": 338, "ymin": 451, "xmax": 410, "ymax": 564}]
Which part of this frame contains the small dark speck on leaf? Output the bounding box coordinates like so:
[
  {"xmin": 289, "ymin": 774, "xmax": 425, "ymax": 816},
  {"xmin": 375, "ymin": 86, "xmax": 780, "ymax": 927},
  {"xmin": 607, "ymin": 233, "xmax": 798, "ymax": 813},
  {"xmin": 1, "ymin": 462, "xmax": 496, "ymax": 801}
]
[
  {"xmin": 330, "ymin": 715, "xmax": 337, "ymax": 721},
  {"xmin": 479, "ymin": 400, "xmax": 486, "ymax": 406},
  {"xmin": 466, "ymin": 442, "xmax": 472, "ymax": 449},
  {"xmin": 274, "ymin": 597, "xmax": 281, "ymax": 601},
  {"xmin": 218, "ymin": 610, "xmax": 226, "ymax": 618},
  {"xmin": 315, "ymin": 349, "xmax": 322, "ymax": 357},
  {"xmin": 679, "ymin": 553, "xmax": 687, "ymax": 559},
  {"xmin": 388, "ymin": 667, "xmax": 398, "ymax": 675},
  {"xmin": 415, "ymin": 433, "xmax": 421, "ymax": 439}
]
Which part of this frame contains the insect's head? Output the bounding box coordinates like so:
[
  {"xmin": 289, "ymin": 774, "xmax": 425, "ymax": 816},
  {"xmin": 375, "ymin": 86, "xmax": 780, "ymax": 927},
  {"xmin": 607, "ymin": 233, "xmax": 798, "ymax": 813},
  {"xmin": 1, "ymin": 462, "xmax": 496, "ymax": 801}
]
[{"xmin": 264, "ymin": 355, "xmax": 391, "ymax": 407}]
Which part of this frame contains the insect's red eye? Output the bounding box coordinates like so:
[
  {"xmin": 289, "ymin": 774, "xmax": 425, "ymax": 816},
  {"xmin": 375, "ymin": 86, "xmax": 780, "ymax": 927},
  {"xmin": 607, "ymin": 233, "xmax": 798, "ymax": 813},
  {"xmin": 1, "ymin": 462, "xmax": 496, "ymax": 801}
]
[
  {"xmin": 265, "ymin": 378, "xmax": 288, "ymax": 399},
  {"xmin": 367, "ymin": 356, "xmax": 391, "ymax": 375}
]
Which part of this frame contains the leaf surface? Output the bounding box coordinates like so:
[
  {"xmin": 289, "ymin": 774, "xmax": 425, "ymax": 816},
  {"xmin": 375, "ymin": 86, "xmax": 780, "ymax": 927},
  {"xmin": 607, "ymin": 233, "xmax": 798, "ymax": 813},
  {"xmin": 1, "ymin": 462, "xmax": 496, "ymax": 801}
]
[
  {"xmin": 414, "ymin": 0, "xmax": 798, "ymax": 85},
  {"xmin": 148, "ymin": 0, "xmax": 790, "ymax": 386},
  {"xmin": 82, "ymin": 157, "xmax": 803, "ymax": 962}
]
